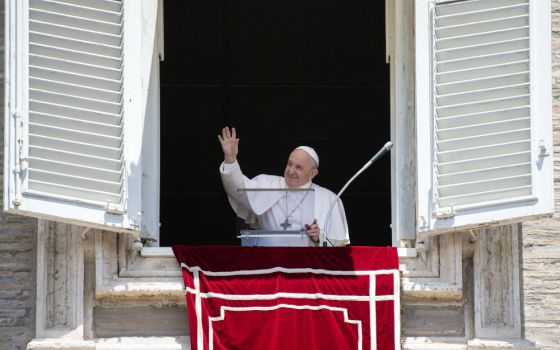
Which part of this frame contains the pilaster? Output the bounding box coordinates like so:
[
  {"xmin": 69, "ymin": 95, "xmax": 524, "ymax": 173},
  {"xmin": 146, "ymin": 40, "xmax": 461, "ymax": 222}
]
[
  {"xmin": 27, "ymin": 220, "xmax": 95, "ymax": 349},
  {"xmin": 471, "ymin": 224, "xmax": 534, "ymax": 348}
]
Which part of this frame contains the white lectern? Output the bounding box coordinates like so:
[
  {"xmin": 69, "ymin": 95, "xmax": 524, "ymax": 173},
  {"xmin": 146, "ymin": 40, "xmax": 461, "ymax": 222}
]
[{"xmin": 236, "ymin": 187, "xmax": 315, "ymax": 246}]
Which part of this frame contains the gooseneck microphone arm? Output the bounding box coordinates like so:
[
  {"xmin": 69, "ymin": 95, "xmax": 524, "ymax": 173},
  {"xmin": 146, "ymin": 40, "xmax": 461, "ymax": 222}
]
[{"xmin": 321, "ymin": 141, "xmax": 394, "ymax": 247}]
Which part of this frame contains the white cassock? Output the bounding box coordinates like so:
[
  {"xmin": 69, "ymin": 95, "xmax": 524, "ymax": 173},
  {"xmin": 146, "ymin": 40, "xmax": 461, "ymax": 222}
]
[{"xmin": 220, "ymin": 161, "xmax": 350, "ymax": 247}]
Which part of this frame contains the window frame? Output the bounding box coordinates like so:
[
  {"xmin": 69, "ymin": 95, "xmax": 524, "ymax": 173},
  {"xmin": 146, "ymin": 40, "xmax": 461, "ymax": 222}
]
[
  {"xmin": 414, "ymin": 0, "xmax": 554, "ymax": 236},
  {"xmin": 3, "ymin": 0, "xmax": 151, "ymax": 235},
  {"xmin": 5, "ymin": 0, "xmax": 552, "ymax": 247},
  {"xmin": 388, "ymin": 0, "xmax": 418, "ymax": 246}
]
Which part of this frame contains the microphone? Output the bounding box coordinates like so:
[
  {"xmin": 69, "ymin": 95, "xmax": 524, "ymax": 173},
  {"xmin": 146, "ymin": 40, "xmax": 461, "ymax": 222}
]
[{"xmin": 321, "ymin": 141, "xmax": 393, "ymax": 247}]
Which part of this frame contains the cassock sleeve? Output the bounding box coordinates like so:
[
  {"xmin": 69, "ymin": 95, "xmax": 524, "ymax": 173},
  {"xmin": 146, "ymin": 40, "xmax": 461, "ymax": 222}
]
[
  {"xmin": 219, "ymin": 161, "xmax": 285, "ymax": 225},
  {"xmin": 219, "ymin": 161, "xmax": 257, "ymax": 225}
]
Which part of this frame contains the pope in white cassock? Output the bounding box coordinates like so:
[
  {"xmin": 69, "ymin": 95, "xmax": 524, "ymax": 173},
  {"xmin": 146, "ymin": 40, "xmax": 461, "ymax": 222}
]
[{"xmin": 218, "ymin": 127, "xmax": 350, "ymax": 247}]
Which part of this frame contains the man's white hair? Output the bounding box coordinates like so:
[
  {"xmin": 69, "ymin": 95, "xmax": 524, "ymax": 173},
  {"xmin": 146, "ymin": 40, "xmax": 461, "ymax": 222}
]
[{"xmin": 295, "ymin": 146, "xmax": 319, "ymax": 168}]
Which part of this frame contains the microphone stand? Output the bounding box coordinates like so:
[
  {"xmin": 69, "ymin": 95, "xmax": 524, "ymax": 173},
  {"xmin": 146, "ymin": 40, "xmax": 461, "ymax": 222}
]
[{"xmin": 321, "ymin": 141, "xmax": 393, "ymax": 247}]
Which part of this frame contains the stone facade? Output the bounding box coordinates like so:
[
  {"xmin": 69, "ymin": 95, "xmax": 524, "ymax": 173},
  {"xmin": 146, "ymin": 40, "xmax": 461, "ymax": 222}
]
[
  {"xmin": 0, "ymin": 215, "xmax": 36, "ymax": 350},
  {"xmin": 521, "ymin": 1, "xmax": 560, "ymax": 349},
  {"xmin": 0, "ymin": 0, "xmax": 37, "ymax": 348},
  {"xmin": 0, "ymin": 1, "xmax": 559, "ymax": 349}
]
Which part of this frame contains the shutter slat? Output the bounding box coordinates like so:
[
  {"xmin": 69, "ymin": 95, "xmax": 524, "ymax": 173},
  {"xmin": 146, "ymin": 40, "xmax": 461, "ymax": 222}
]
[
  {"xmin": 435, "ymin": 0, "xmax": 527, "ymax": 17},
  {"xmin": 31, "ymin": 55, "xmax": 121, "ymax": 81},
  {"xmin": 30, "ymin": 20, "xmax": 121, "ymax": 46},
  {"xmin": 437, "ymin": 117, "xmax": 529, "ymax": 140},
  {"xmin": 436, "ymin": 38, "xmax": 528, "ymax": 62},
  {"xmin": 437, "ymin": 83, "xmax": 529, "ymax": 106},
  {"xmin": 30, "ymin": 89, "xmax": 121, "ymax": 114},
  {"xmin": 29, "ymin": 146, "xmax": 121, "ymax": 171},
  {"xmin": 436, "ymin": 95, "xmax": 529, "ymax": 118},
  {"xmin": 437, "ymin": 140, "xmax": 530, "ymax": 164},
  {"xmin": 30, "ymin": 66, "xmax": 121, "ymax": 91},
  {"xmin": 30, "ymin": 32, "xmax": 121, "ymax": 57},
  {"xmin": 436, "ymin": 60, "xmax": 529, "ymax": 84},
  {"xmin": 439, "ymin": 174, "xmax": 531, "ymax": 197},
  {"xmin": 437, "ymin": 49, "xmax": 528, "ymax": 73},
  {"xmin": 29, "ymin": 168, "xmax": 122, "ymax": 194},
  {"xmin": 436, "ymin": 3, "xmax": 529, "ymax": 27},
  {"xmin": 30, "ymin": 0, "xmax": 122, "ymax": 23},
  {"xmin": 31, "ymin": 44, "xmax": 121, "ymax": 68},
  {"xmin": 436, "ymin": 15, "xmax": 528, "ymax": 39},
  {"xmin": 29, "ymin": 122, "xmax": 122, "ymax": 149},
  {"xmin": 29, "ymin": 157, "xmax": 121, "ymax": 183},
  {"xmin": 439, "ymin": 162, "xmax": 531, "ymax": 186},
  {"xmin": 438, "ymin": 186, "xmax": 532, "ymax": 208},
  {"xmin": 437, "ymin": 128, "xmax": 530, "ymax": 152},
  {"xmin": 30, "ymin": 100, "xmax": 121, "ymax": 125},
  {"xmin": 30, "ymin": 9, "xmax": 121, "ymax": 35},
  {"xmin": 438, "ymin": 151, "xmax": 531, "ymax": 174},
  {"xmin": 29, "ymin": 134, "xmax": 121, "ymax": 160},
  {"xmin": 50, "ymin": 0, "xmax": 122, "ymax": 13},
  {"xmin": 30, "ymin": 78, "xmax": 121, "ymax": 103},
  {"xmin": 30, "ymin": 112, "xmax": 121, "ymax": 137},
  {"xmin": 438, "ymin": 106, "xmax": 529, "ymax": 128},
  {"xmin": 437, "ymin": 72, "xmax": 529, "ymax": 95},
  {"xmin": 28, "ymin": 180, "xmax": 121, "ymax": 203},
  {"xmin": 436, "ymin": 26, "xmax": 528, "ymax": 50}
]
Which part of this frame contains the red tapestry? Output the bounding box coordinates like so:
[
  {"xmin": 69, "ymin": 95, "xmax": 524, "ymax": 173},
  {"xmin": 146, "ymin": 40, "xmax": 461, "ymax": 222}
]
[{"xmin": 173, "ymin": 246, "xmax": 400, "ymax": 350}]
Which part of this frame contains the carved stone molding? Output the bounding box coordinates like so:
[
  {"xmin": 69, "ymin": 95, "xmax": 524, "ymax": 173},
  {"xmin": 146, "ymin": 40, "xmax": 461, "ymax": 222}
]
[
  {"xmin": 473, "ymin": 224, "xmax": 524, "ymax": 340},
  {"xmin": 402, "ymin": 233, "xmax": 463, "ymax": 300},
  {"xmin": 94, "ymin": 231, "xmax": 183, "ymax": 305},
  {"xmin": 35, "ymin": 220, "xmax": 86, "ymax": 339}
]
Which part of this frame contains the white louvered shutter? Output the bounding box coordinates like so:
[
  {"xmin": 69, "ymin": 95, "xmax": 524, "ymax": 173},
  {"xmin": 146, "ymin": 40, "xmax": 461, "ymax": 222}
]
[
  {"xmin": 4, "ymin": 0, "xmax": 159, "ymax": 235},
  {"xmin": 416, "ymin": 0, "xmax": 553, "ymax": 235}
]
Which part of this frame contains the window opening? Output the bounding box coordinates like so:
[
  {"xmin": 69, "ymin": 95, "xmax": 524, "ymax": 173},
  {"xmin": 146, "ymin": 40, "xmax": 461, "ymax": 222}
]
[{"xmin": 159, "ymin": 0, "xmax": 391, "ymax": 246}]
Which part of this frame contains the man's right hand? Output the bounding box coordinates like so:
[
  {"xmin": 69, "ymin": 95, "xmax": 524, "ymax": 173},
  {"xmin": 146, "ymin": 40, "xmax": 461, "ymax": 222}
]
[{"xmin": 218, "ymin": 127, "xmax": 239, "ymax": 164}]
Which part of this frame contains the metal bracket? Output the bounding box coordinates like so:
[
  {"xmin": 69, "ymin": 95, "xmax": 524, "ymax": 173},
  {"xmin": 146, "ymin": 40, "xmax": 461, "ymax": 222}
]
[
  {"xmin": 16, "ymin": 139, "xmax": 27, "ymax": 172},
  {"xmin": 468, "ymin": 229, "xmax": 478, "ymax": 243},
  {"xmin": 436, "ymin": 205, "xmax": 455, "ymax": 219},
  {"xmin": 80, "ymin": 227, "xmax": 91, "ymax": 240},
  {"xmin": 538, "ymin": 140, "xmax": 550, "ymax": 157},
  {"xmin": 106, "ymin": 203, "xmax": 125, "ymax": 214},
  {"xmin": 418, "ymin": 215, "xmax": 428, "ymax": 229},
  {"xmin": 416, "ymin": 239, "xmax": 430, "ymax": 264}
]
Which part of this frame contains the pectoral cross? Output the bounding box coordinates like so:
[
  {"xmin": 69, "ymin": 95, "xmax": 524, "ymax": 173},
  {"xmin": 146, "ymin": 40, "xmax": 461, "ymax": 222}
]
[{"xmin": 280, "ymin": 218, "xmax": 292, "ymax": 230}]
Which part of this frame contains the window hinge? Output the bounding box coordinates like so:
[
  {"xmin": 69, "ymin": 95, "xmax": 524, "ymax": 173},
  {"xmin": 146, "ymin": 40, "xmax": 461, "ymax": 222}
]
[
  {"xmin": 538, "ymin": 140, "xmax": 550, "ymax": 157},
  {"xmin": 436, "ymin": 205, "xmax": 455, "ymax": 219},
  {"xmin": 418, "ymin": 215, "xmax": 428, "ymax": 229},
  {"xmin": 14, "ymin": 139, "xmax": 27, "ymax": 173}
]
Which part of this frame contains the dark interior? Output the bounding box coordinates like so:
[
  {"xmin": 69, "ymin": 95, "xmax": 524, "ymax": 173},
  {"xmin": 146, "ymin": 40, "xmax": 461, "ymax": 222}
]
[{"xmin": 159, "ymin": 0, "xmax": 391, "ymax": 247}]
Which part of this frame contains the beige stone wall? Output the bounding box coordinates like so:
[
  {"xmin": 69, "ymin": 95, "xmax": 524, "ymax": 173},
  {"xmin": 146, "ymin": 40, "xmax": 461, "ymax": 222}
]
[
  {"xmin": 521, "ymin": 1, "xmax": 560, "ymax": 349},
  {"xmin": 0, "ymin": 0, "xmax": 38, "ymax": 349}
]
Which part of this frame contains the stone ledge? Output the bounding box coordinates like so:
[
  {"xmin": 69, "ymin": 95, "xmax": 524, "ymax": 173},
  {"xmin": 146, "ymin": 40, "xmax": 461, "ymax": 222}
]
[
  {"xmin": 404, "ymin": 338, "xmax": 538, "ymax": 350},
  {"xmin": 27, "ymin": 339, "xmax": 96, "ymax": 350},
  {"xmin": 96, "ymin": 336, "xmax": 190, "ymax": 350},
  {"xmin": 141, "ymin": 246, "xmax": 418, "ymax": 258},
  {"xmin": 27, "ymin": 337, "xmax": 191, "ymax": 350},
  {"xmin": 467, "ymin": 339, "xmax": 538, "ymax": 350},
  {"xmin": 96, "ymin": 280, "xmax": 185, "ymax": 306},
  {"xmin": 404, "ymin": 339, "xmax": 467, "ymax": 350},
  {"xmin": 402, "ymin": 279, "xmax": 463, "ymax": 301},
  {"xmin": 96, "ymin": 274, "xmax": 463, "ymax": 303}
]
